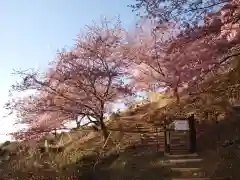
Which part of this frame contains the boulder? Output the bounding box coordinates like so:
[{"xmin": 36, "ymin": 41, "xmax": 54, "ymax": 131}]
[
  {"xmin": 0, "ymin": 141, "xmax": 11, "ymax": 148},
  {"xmin": 2, "ymin": 142, "xmax": 18, "ymax": 153},
  {"xmin": 0, "ymin": 150, "xmax": 10, "ymax": 161}
]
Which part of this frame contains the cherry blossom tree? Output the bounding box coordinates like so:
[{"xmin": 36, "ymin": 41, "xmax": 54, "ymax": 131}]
[
  {"xmin": 129, "ymin": 0, "xmax": 229, "ymax": 25},
  {"xmin": 126, "ymin": 3, "xmax": 240, "ymax": 103},
  {"xmin": 6, "ymin": 19, "xmax": 132, "ymax": 141}
]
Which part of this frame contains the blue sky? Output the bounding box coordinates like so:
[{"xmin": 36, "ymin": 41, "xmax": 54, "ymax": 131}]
[{"xmin": 0, "ymin": 0, "xmax": 137, "ymax": 141}]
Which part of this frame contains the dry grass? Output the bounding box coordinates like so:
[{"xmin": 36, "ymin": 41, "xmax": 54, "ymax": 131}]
[
  {"xmin": 1, "ymin": 74, "xmax": 240, "ymax": 179},
  {"xmin": 196, "ymin": 107, "xmax": 240, "ymax": 179}
]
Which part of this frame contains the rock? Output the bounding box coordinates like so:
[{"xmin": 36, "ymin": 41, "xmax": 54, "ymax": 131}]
[
  {"xmin": 0, "ymin": 141, "xmax": 11, "ymax": 148},
  {"xmin": 2, "ymin": 142, "xmax": 18, "ymax": 152},
  {"xmin": 217, "ymin": 113, "xmax": 226, "ymax": 121},
  {"xmin": 33, "ymin": 161, "xmax": 44, "ymax": 168},
  {"xmin": 0, "ymin": 148, "xmax": 5, "ymax": 156},
  {"xmin": 1, "ymin": 154, "xmax": 10, "ymax": 161},
  {"xmin": 222, "ymin": 140, "xmax": 234, "ymax": 148},
  {"xmin": 0, "ymin": 150, "xmax": 10, "ymax": 161}
]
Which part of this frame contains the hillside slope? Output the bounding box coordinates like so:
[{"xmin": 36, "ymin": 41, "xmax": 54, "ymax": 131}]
[{"xmin": 0, "ymin": 83, "xmax": 240, "ymax": 179}]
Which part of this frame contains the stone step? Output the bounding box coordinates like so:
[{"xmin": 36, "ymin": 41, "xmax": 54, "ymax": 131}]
[
  {"xmin": 170, "ymin": 148, "xmax": 189, "ymax": 150},
  {"xmin": 170, "ymin": 141, "xmax": 188, "ymax": 144},
  {"xmin": 171, "ymin": 132, "xmax": 188, "ymax": 135},
  {"xmin": 170, "ymin": 149, "xmax": 190, "ymax": 152},
  {"xmin": 142, "ymin": 135, "xmax": 162, "ymax": 137},
  {"xmin": 141, "ymin": 140, "xmax": 165, "ymax": 143},
  {"xmin": 170, "ymin": 136, "xmax": 188, "ymax": 139},
  {"xmin": 171, "ymin": 178, "xmax": 227, "ymax": 180},
  {"xmin": 157, "ymin": 158, "xmax": 203, "ymax": 166},
  {"xmin": 170, "ymin": 147, "xmax": 189, "ymax": 150},
  {"xmin": 170, "ymin": 137, "xmax": 189, "ymax": 141},
  {"xmin": 170, "ymin": 143, "xmax": 189, "ymax": 149},
  {"xmin": 170, "ymin": 138, "xmax": 189, "ymax": 142},
  {"xmin": 171, "ymin": 167, "xmax": 201, "ymax": 172},
  {"xmin": 171, "ymin": 133, "xmax": 189, "ymax": 136},
  {"xmin": 171, "ymin": 168, "xmax": 208, "ymax": 179},
  {"xmin": 141, "ymin": 144, "xmax": 165, "ymax": 148},
  {"xmin": 170, "ymin": 146, "xmax": 189, "ymax": 149},
  {"xmin": 142, "ymin": 138, "xmax": 165, "ymax": 141},
  {"xmin": 168, "ymin": 158, "xmax": 203, "ymax": 164},
  {"xmin": 164, "ymin": 153, "xmax": 199, "ymax": 158},
  {"xmin": 141, "ymin": 137, "xmax": 165, "ymax": 142},
  {"xmin": 170, "ymin": 143, "xmax": 188, "ymax": 146},
  {"xmin": 141, "ymin": 136, "xmax": 164, "ymax": 139},
  {"xmin": 171, "ymin": 134, "xmax": 189, "ymax": 137},
  {"xmin": 171, "ymin": 178, "xmax": 212, "ymax": 180},
  {"xmin": 170, "ymin": 144, "xmax": 189, "ymax": 147},
  {"xmin": 171, "ymin": 133, "xmax": 189, "ymax": 135},
  {"xmin": 172, "ymin": 131, "xmax": 189, "ymax": 133},
  {"xmin": 167, "ymin": 162, "xmax": 203, "ymax": 169},
  {"xmin": 169, "ymin": 149, "xmax": 190, "ymax": 151},
  {"xmin": 141, "ymin": 135, "xmax": 162, "ymax": 137},
  {"xmin": 142, "ymin": 132, "xmax": 163, "ymax": 134},
  {"xmin": 141, "ymin": 139, "xmax": 164, "ymax": 142},
  {"xmin": 143, "ymin": 141, "xmax": 165, "ymax": 144},
  {"xmin": 141, "ymin": 143, "xmax": 165, "ymax": 147},
  {"xmin": 141, "ymin": 144, "xmax": 164, "ymax": 147},
  {"xmin": 170, "ymin": 141, "xmax": 189, "ymax": 144},
  {"xmin": 169, "ymin": 151, "xmax": 191, "ymax": 155},
  {"xmin": 170, "ymin": 144, "xmax": 189, "ymax": 148}
]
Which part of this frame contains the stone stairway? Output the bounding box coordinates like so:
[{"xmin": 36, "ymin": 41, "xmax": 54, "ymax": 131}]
[
  {"xmin": 140, "ymin": 132, "xmax": 165, "ymax": 151},
  {"xmin": 162, "ymin": 153, "xmax": 226, "ymax": 180},
  {"xmin": 135, "ymin": 123, "xmax": 165, "ymax": 151}
]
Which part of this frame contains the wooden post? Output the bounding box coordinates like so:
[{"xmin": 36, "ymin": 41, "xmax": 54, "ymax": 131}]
[
  {"xmin": 140, "ymin": 134, "xmax": 144, "ymax": 144},
  {"xmin": 44, "ymin": 140, "xmax": 49, "ymax": 153},
  {"xmin": 156, "ymin": 127, "xmax": 159, "ymax": 152},
  {"xmin": 164, "ymin": 125, "xmax": 170, "ymax": 153},
  {"xmin": 188, "ymin": 114, "xmax": 197, "ymax": 153}
]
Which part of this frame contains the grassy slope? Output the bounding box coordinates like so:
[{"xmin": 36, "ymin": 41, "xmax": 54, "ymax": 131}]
[
  {"xmin": 1, "ymin": 74, "xmax": 240, "ymax": 179},
  {"xmin": 197, "ymin": 106, "xmax": 240, "ymax": 179}
]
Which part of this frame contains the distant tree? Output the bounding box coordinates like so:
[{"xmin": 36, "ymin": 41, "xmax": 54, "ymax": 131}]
[{"xmin": 6, "ymin": 18, "xmax": 132, "ymax": 141}]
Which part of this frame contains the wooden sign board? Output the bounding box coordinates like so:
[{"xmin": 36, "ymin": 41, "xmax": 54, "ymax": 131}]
[{"xmin": 174, "ymin": 120, "xmax": 189, "ymax": 131}]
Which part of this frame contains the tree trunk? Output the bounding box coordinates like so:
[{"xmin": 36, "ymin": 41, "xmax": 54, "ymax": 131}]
[
  {"xmin": 53, "ymin": 128, "xmax": 57, "ymax": 137},
  {"xmin": 173, "ymin": 87, "xmax": 180, "ymax": 104},
  {"xmin": 44, "ymin": 140, "xmax": 49, "ymax": 153},
  {"xmin": 76, "ymin": 120, "xmax": 80, "ymax": 128},
  {"xmin": 99, "ymin": 102, "xmax": 109, "ymax": 141},
  {"xmin": 100, "ymin": 118, "xmax": 109, "ymax": 141}
]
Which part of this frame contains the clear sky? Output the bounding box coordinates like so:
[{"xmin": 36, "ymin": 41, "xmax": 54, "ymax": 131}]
[{"xmin": 0, "ymin": 0, "xmax": 137, "ymax": 142}]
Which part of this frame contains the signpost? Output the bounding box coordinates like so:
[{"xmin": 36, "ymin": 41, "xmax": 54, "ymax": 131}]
[
  {"xmin": 174, "ymin": 120, "xmax": 189, "ymax": 131},
  {"xmin": 164, "ymin": 115, "xmax": 197, "ymax": 154}
]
